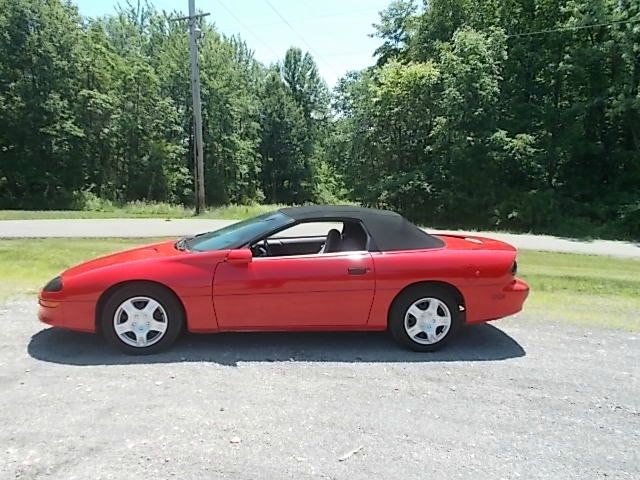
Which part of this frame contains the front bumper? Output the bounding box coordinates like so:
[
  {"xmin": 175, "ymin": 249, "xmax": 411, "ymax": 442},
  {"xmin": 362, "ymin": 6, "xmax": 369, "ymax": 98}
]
[
  {"xmin": 37, "ymin": 298, "xmax": 63, "ymax": 327},
  {"xmin": 38, "ymin": 296, "xmax": 96, "ymax": 333}
]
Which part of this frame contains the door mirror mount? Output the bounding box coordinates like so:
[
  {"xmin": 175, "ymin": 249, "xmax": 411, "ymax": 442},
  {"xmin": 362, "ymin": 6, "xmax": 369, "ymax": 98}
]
[{"xmin": 226, "ymin": 248, "xmax": 253, "ymax": 265}]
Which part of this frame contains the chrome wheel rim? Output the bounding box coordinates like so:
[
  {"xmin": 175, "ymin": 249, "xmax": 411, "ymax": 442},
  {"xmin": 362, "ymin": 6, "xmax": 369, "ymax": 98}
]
[
  {"xmin": 404, "ymin": 297, "xmax": 451, "ymax": 345},
  {"xmin": 113, "ymin": 296, "xmax": 168, "ymax": 348}
]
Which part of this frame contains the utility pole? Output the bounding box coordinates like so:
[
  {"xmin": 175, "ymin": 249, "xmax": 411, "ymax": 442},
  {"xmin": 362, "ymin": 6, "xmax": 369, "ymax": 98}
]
[{"xmin": 173, "ymin": 2, "xmax": 209, "ymax": 214}]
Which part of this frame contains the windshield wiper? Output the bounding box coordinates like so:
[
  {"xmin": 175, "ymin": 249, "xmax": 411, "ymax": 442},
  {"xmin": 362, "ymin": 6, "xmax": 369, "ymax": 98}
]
[
  {"xmin": 175, "ymin": 231, "xmax": 208, "ymax": 251},
  {"xmin": 175, "ymin": 236, "xmax": 193, "ymax": 251}
]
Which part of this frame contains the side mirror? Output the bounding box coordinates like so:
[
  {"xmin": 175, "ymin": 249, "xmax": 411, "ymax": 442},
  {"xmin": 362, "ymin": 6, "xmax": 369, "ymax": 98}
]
[{"xmin": 226, "ymin": 248, "xmax": 253, "ymax": 265}]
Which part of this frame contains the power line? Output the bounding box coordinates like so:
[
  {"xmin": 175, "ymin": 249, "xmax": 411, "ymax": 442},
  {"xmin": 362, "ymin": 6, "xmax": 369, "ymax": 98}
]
[
  {"xmin": 508, "ymin": 17, "xmax": 640, "ymax": 38},
  {"xmin": 244, "ymin": 6, "xmax": 381, "ymax": 28},
  {"xmin": 215, "ymin": 0, "xmax": 281, "ymax": 58},
  {"xmin": 262, "ymin": 0, "xmax": 335, "ymax": 76},
  {"xmin": 315, "ymin": 50, "xmax": 376, "ymax": 58}
]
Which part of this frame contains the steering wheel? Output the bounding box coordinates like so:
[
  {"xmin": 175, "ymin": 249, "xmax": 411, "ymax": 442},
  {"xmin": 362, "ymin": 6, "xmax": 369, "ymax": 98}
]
[{"xmin": 251, "ymin": 238, "xmax": 270, "ymax": 257}]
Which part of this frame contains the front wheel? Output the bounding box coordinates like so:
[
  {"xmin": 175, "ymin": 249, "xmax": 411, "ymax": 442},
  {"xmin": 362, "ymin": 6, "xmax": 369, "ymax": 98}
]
[
  {"xmin": 100, "ymin": 283, "xmax": 184, "ymax": 355},
  {"xmin": 389, "ymin": 286, "xmax": 461, "ymax": 352}
]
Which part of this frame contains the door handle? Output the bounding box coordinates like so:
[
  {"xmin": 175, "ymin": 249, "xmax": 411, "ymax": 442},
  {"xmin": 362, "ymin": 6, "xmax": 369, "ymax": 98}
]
[{"xmin": 348, "ymin": 267, "xmax": 368, "ymax": 275}]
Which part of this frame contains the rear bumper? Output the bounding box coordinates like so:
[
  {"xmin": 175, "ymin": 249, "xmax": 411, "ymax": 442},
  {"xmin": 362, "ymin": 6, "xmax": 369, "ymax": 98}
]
[
  {"xmin": 465, "ymin": 278, "xmax": 530, "ymax": 324},
  {"xmin": 38, "ymin": 297, "xmax": 96, "ymax": 333}
]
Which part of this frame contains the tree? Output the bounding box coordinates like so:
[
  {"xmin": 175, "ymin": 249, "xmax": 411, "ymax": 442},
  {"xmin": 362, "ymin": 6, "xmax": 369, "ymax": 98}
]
[
  {"xmin": 372, "ymin": 0, "xmax": 418, "ymax": 65},
  {"xmin": 281, "ymin": 48, "xmax": 329, "ymax": 122},
  {"xmin": 0, "ymin": 0, "xmax": 638, "ymax": 239},
  {"xmin": 258, "ymin": 69, "xmax": 312, "ymax": 204},
  {"xmin": 0, "ymin": 0, "xmax": 85, "ymax": 208},
  {"xmin": 333, "ymin": 0, "xmax": 640, "ymax": 238}
]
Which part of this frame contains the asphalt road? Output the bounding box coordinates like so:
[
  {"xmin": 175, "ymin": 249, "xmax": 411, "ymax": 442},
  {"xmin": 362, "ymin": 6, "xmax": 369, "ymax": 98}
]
[
  {"xmin": 1, "ymin": 300, "xmax": 638, "ymax": 479},
  {"xmin": 1, "ymin": 218, "xmax": 639, "ymax": 257}
]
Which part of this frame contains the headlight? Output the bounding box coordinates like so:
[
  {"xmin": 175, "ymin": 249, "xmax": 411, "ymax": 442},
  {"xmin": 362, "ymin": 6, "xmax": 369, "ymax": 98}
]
[{"xmin": 43, "ymin": 276, "xmax": 63, "ymax": 292}]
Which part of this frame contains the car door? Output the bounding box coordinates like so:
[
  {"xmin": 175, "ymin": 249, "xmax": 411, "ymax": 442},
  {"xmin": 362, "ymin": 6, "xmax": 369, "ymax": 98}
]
[{"xmin": 212, "ymin": 251, "xmax": 375, "ymax": 329}]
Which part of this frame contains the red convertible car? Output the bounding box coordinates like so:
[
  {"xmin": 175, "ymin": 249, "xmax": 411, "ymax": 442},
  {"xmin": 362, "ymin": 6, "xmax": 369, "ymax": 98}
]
[{"xmin": 38, "ymin": 206, "xmax": 529, "ymax": 354}]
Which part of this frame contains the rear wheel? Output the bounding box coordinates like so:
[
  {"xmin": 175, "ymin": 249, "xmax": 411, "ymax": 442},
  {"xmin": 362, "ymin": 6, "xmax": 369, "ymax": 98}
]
[
  {"xmin": 389, "ymin": 286, "xmax": 461, "ymax": 351},
  {"xmin": 100, "ymin": 283, "xmax": 184, "ymax": 355}
]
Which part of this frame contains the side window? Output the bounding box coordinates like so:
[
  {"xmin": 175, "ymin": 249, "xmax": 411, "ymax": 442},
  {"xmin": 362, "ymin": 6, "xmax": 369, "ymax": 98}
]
[
  {"xmin": 251, "ymin": 221, "xmax": 343, "ymax": 258},
  {"xmin": 270, "ymin": 221, "xmax": 343, "ymax": 239},
  {"xmin": 251, "ymin": 220, "xmax": 369, "ymax": 258},
  {"xmin": 341, "ymin": 221, "xmax": 369, "ymax": 252}
]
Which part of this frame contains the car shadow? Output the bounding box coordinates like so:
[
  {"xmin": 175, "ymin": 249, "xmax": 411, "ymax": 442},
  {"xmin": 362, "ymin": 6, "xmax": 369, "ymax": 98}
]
[{"xmin": 27, "ymin": 323, "xmax": 525, "ymax": 366}]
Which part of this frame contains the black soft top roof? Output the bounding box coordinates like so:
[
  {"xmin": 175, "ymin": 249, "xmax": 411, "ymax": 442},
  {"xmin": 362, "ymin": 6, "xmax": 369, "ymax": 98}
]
[{"xmin": 279, "ymin": 205, "xmax": 444, "ymax": 251}]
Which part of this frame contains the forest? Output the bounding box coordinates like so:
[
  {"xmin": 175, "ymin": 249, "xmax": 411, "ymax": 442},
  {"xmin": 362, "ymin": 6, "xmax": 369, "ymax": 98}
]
[{"xmin": 0, "ymin": 0, "xmax": 639, "ymax": 239}]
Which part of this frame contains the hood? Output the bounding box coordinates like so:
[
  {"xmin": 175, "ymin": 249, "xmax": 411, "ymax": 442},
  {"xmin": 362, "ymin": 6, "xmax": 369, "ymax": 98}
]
[
  {"xmin": 435, "ymin": 234, "xmax": 517, "ymax": 252},
  {"xmin": 63, "ymin": 240, "xmax": 185, "ymax": 277}
]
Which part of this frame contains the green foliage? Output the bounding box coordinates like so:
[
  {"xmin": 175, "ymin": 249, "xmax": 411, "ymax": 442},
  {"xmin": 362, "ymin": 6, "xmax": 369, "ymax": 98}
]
[
  {"xmin": 372, "ymin": 0, "xmax": 418, "ymax": 65},
  {"xmin": 0, "ymin": 0, "xmax": 85, "ymax": 208},
  {"xmin": 0, "ymin": 0, "xmax": 336, "ymax": 212},
  {"xmin": 258, "ymin": 68, "xmax": 312, "ymax": 204},
  {"xmin": 72, "ymin": 189, "xmax": 115, "ymax": 211},
  {"xmin": 0, "ymin": 0, "xmax": 639, "ymax": 239},
  {"xmin": 332, "ymin": 0, "xmax": 640, "ymax": 239}
]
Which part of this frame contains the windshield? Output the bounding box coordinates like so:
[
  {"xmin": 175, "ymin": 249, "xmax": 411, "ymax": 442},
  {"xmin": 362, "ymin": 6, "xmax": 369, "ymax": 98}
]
[{"xmin": 186, "ymin": 211, "xmax": 292, "ymax": 252}]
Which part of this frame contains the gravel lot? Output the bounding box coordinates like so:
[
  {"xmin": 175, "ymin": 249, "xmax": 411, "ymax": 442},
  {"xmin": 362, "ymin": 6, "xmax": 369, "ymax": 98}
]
[{"xmin": 1, "ymin": 299, "xmax": 638, "ymax": 479}]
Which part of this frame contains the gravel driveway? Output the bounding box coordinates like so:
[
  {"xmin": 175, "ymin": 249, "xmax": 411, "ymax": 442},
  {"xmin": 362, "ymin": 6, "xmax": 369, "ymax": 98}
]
[{"xmin": 1, "ymin": 300, "xmax": 638, "ymax": 479}]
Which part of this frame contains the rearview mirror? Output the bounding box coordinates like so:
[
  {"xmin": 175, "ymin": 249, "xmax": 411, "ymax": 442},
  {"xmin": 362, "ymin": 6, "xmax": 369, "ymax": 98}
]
[{"xmin": 226, "ymin": 248, "xmax": 252, "ymax": 265}]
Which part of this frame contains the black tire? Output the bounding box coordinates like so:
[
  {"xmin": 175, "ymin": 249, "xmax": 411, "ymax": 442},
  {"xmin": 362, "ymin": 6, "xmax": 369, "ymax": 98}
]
[
  {"xmin": 389, "ymin": 285, "xmax": 462, "ymax": 352},
  {"xmin": 100, "ymin": 282, "xmax": 184, "ymax": 355}
]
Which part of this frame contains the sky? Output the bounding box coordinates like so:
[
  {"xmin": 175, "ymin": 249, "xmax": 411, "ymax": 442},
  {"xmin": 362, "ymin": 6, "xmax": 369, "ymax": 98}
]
[{"xmin": 75, "ymin": 0, "xmax": 392, "ymax": 86}]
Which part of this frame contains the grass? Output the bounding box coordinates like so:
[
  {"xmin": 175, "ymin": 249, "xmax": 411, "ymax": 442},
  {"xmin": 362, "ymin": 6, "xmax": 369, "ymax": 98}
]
[
  {"xmin": 0, "ymin": 239, "xmax": 638, "ymax": 331},
  {"xmin": 0, "ymin": 238, "xmax": 162, "ymax": 301},
  {"xmin": 0, "ymin": 203, "xmax": 284, "ymax": 220},
  {"xmin": 517, "ymin": 250, "xmax": 640, "ymax": 331}
]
